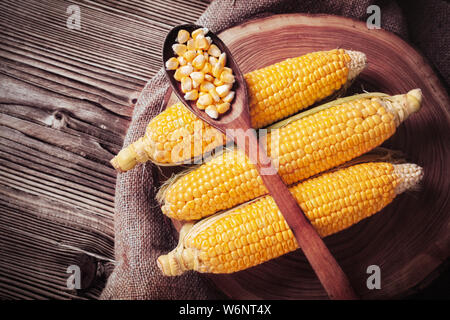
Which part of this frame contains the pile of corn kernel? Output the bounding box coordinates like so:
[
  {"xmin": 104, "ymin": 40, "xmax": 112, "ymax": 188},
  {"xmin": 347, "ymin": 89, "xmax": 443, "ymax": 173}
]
[{"xmin": 165, "ymin": 28, "xmax": 235, "ymax": 119}]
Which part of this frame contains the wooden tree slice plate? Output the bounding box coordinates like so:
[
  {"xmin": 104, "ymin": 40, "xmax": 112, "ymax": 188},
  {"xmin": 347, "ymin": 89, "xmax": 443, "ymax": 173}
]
[{"xmin": 161, "ymin": 14, "xmax": 450, "ymax": 299}]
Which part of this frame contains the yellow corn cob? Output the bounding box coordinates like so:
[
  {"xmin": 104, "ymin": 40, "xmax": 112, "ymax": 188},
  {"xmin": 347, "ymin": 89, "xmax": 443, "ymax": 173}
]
[
  {"xmin": 159, "ymin": 89, "xmax": 422, "ymax": 220},
  {"xmin": 157, "ymin": 162, "xmax": 423, "ymax": 276},
  {"xmin": 111, "ymin": 49, "xmax": 367, "ymax": 171}
]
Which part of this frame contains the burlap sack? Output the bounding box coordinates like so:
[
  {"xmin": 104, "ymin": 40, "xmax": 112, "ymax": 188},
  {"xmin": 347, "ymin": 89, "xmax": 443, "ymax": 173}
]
[{"xmin": 101, "ymin": 0, "xmax": 449, "ymax": 299}]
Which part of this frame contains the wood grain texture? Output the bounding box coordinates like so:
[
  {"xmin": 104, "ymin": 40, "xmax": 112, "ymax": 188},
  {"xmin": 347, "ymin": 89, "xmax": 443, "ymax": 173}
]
[
  {"xmin": 0, "ymin": 0, "xmax": 208, "ymax": 299},
  {"xmin": 166, "ymin": 14, "xmax": 450, "ymax": 299}
]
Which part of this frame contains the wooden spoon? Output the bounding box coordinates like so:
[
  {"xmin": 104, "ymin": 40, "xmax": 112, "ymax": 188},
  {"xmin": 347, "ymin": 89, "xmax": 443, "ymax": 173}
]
[{"xmin": 163, "ymin": 24, "xmax": 358, "ymax": 300}]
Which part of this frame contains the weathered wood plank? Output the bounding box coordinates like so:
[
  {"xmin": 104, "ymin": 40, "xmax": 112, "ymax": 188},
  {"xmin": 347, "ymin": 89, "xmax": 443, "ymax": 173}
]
[
  {"xmin": 0, "ymin": 51, "xmax": 137, "ymax": 116},
  {"xmin": 0, "ymin": 149, "xmax": 115, "ymax": 199},
  {"xmin": 0, "ymin": 138, "xmax": 116, "ymax": 195},
  {"xmin": 1, "ymin": 74, "xmax": 130, "ymax": 141},
  {"xmin": 0, "ymin": 126, "xmax": 117, "ymax": 181}
]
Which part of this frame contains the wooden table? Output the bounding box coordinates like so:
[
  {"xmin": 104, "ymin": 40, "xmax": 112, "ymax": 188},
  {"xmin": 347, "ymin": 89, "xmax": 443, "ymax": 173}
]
[{"xmin": 0, "ymin": 0, "xmax": 208, "ymax": 299}]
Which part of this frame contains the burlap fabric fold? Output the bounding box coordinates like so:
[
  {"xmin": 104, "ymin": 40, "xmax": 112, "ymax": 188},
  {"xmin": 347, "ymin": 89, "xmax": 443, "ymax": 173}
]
[{"xmin": 100, "ymin": 0, "xmax": 449, "ymax": 299}]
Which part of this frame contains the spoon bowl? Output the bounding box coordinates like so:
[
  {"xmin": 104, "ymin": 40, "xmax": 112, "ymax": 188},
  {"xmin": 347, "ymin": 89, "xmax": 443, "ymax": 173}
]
[{"xmin": 162, "ymin": 24, "xmax": 250, "ymax": 132}]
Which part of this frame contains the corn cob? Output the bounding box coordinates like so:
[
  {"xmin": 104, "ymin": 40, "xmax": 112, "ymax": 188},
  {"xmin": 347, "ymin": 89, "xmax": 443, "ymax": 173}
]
[
  {"xmin": 157, "ymin": 162, "xmax": 423, "ymax": 276},
  {"xmin": 111, "ymin": 49, "xmax": 367, "ymax": 171},
  {"xmin": 159, "ymin": 89, "xmax": 422, "ymax": 221}
]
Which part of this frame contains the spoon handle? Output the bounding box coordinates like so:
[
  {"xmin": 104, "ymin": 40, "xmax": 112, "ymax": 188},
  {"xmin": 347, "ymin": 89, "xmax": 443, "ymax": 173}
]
[{"xmin": 233, "ymin": 128, "xmax": 358, "ymax": 300}]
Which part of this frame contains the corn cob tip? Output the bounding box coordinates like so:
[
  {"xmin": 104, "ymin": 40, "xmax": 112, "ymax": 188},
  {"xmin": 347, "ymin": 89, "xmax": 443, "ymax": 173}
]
[
  {"xmin": 385, "ymin": 88, "xmax": 423, "ymax": 126},
  {"xmin": 405, "ymin": 88, "xmax": 422, "ymax": 114},
  {"xmin": 157, "ymin": 246, "xmax": 198, "ymax": 276},
  {"xmin": 157, "ymin": 253, "xmax": 182, "ymax": 276},
  {"xmin": 393, "ymin": 163, "xmax": 424, "ymax": 195},
  {"xmin": 111, "ymin": 137, "xmax": 152, "ymax": 172},
  {"xmin": 345, "ymin": 50, "xmax": 367, "ymax": 81},
  {"xmin": 110, "ymin": 157, "xmax": 124, "ymax": 173},
  {"xmin": 111, "ymin": 148, "xmax": 137, "ymax": 173},
  {"xmin": 157, "ymin": 223, "xmax": 197, "ymax": 276}
]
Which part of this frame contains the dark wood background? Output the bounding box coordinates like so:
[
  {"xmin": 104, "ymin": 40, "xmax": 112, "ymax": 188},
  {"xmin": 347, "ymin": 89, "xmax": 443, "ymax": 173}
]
[{"xmin": 0, "ymin": 0, "xmax": 447, "ymax": 299}]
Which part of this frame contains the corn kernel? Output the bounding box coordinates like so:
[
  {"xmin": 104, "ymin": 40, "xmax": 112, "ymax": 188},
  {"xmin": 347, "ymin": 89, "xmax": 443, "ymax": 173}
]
[
  {"xmin": 218, "ymin": 52, "xmax": 227, "ymax": 66},
  {"xmin": 177, "ymin": 29, "xmax": 190, "ymax": 43},
  {"xmin": 216, "ymin": 84, "xmax": 232, "ymax": 97},
  {"xmin": 172, "ymin": 43, "xmax": 187, "ymax": 56},
  {"xmin": 208, "ymin": 44, "xmax": 221, "ymax": 57},
  {"xmin": 195, "ymin": 34, "xmax": 210, "ymax": 50},
  {"xmin": 212, "ymin": 62, "xmax": 224, "ymax": 78},
  {"xmin": 192, "ymin": 54, "xmax": 206, "ymax": 70},
  {"xmin": 192, "ymin": 79, "xmax": 200, "ymax": 89},
  {"xmin": 209, "ymin": 56, "xmax": 218, "ymax": 66},
  {"xmin": 222, "ymin": 91, "xmax": 235, "ymax": 103},
  {"xmin": 173, "ymin": 68, "xmax": 184, "ymax": 81},
  {"xmin": 208, "ymin": 87, "xmax": 221, "ymax": 102},
  {"xmin": 165, "ymin": 57, "xmax": 179, "ymax": 70},
  {"xmin": 196, "ymin": 99, "xmax": 206, "ymax": 110},
  {"xmin": 205, "ymin": 105, "xmax": 219, "ymax": 119},
  {"xmin": 186, "ymin": 39, "xmax": 195, "ymax": 50},
  {"xmin": 192, "ymin": 27, "xmax": 208, "ymax": 39},
  {"xmin": 184, "ymin": 50, "xmax": 197, "ymax": 62},
  {"xmin": 190, "ymin": 71, "xmax": 205, "ymax": 83},
  {"xmin": 200, "ymin": 81, "xmax": 215, "ymax": 92},
  {"xmin": 179, "ymin": 65, "xmax": 194, "ymax": 77},
  {"xmin": 220, "ymin": 72, "xmax": 235, "ymax": 84},
  {"xmin": 184, "ymin": 89, "xmax": 198, "ymax": 101},
  {"xmin": 217, "ymin": 102, "xmax": 231, "ymax": 114},
  {"xmin": 213, "ymin": 78, "xmax": 224, "ymax": 86},
  {"xmin": 181, "ymin": 77, "xmax": 192, "ymax": 93},
  {"xmin": 201, "ymin": 62, "xmax": 212, "ymax": 74},
  {"xmin": 198, "ymin": 92, "xmax": 213, "ymax": 106},
  {"xmin": 177, "ymin": 56, "xmax": 187, "ymax": 66}
]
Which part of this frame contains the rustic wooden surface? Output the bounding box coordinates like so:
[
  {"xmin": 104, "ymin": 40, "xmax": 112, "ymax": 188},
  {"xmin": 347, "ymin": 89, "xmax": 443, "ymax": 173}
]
[
  {"xmin": 165, "ymin": 14, "xmax": 450, "ymax": 299},
  {"xmin": 0, "ymin": 0, "xmax": 209, "ymax": 299}
]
